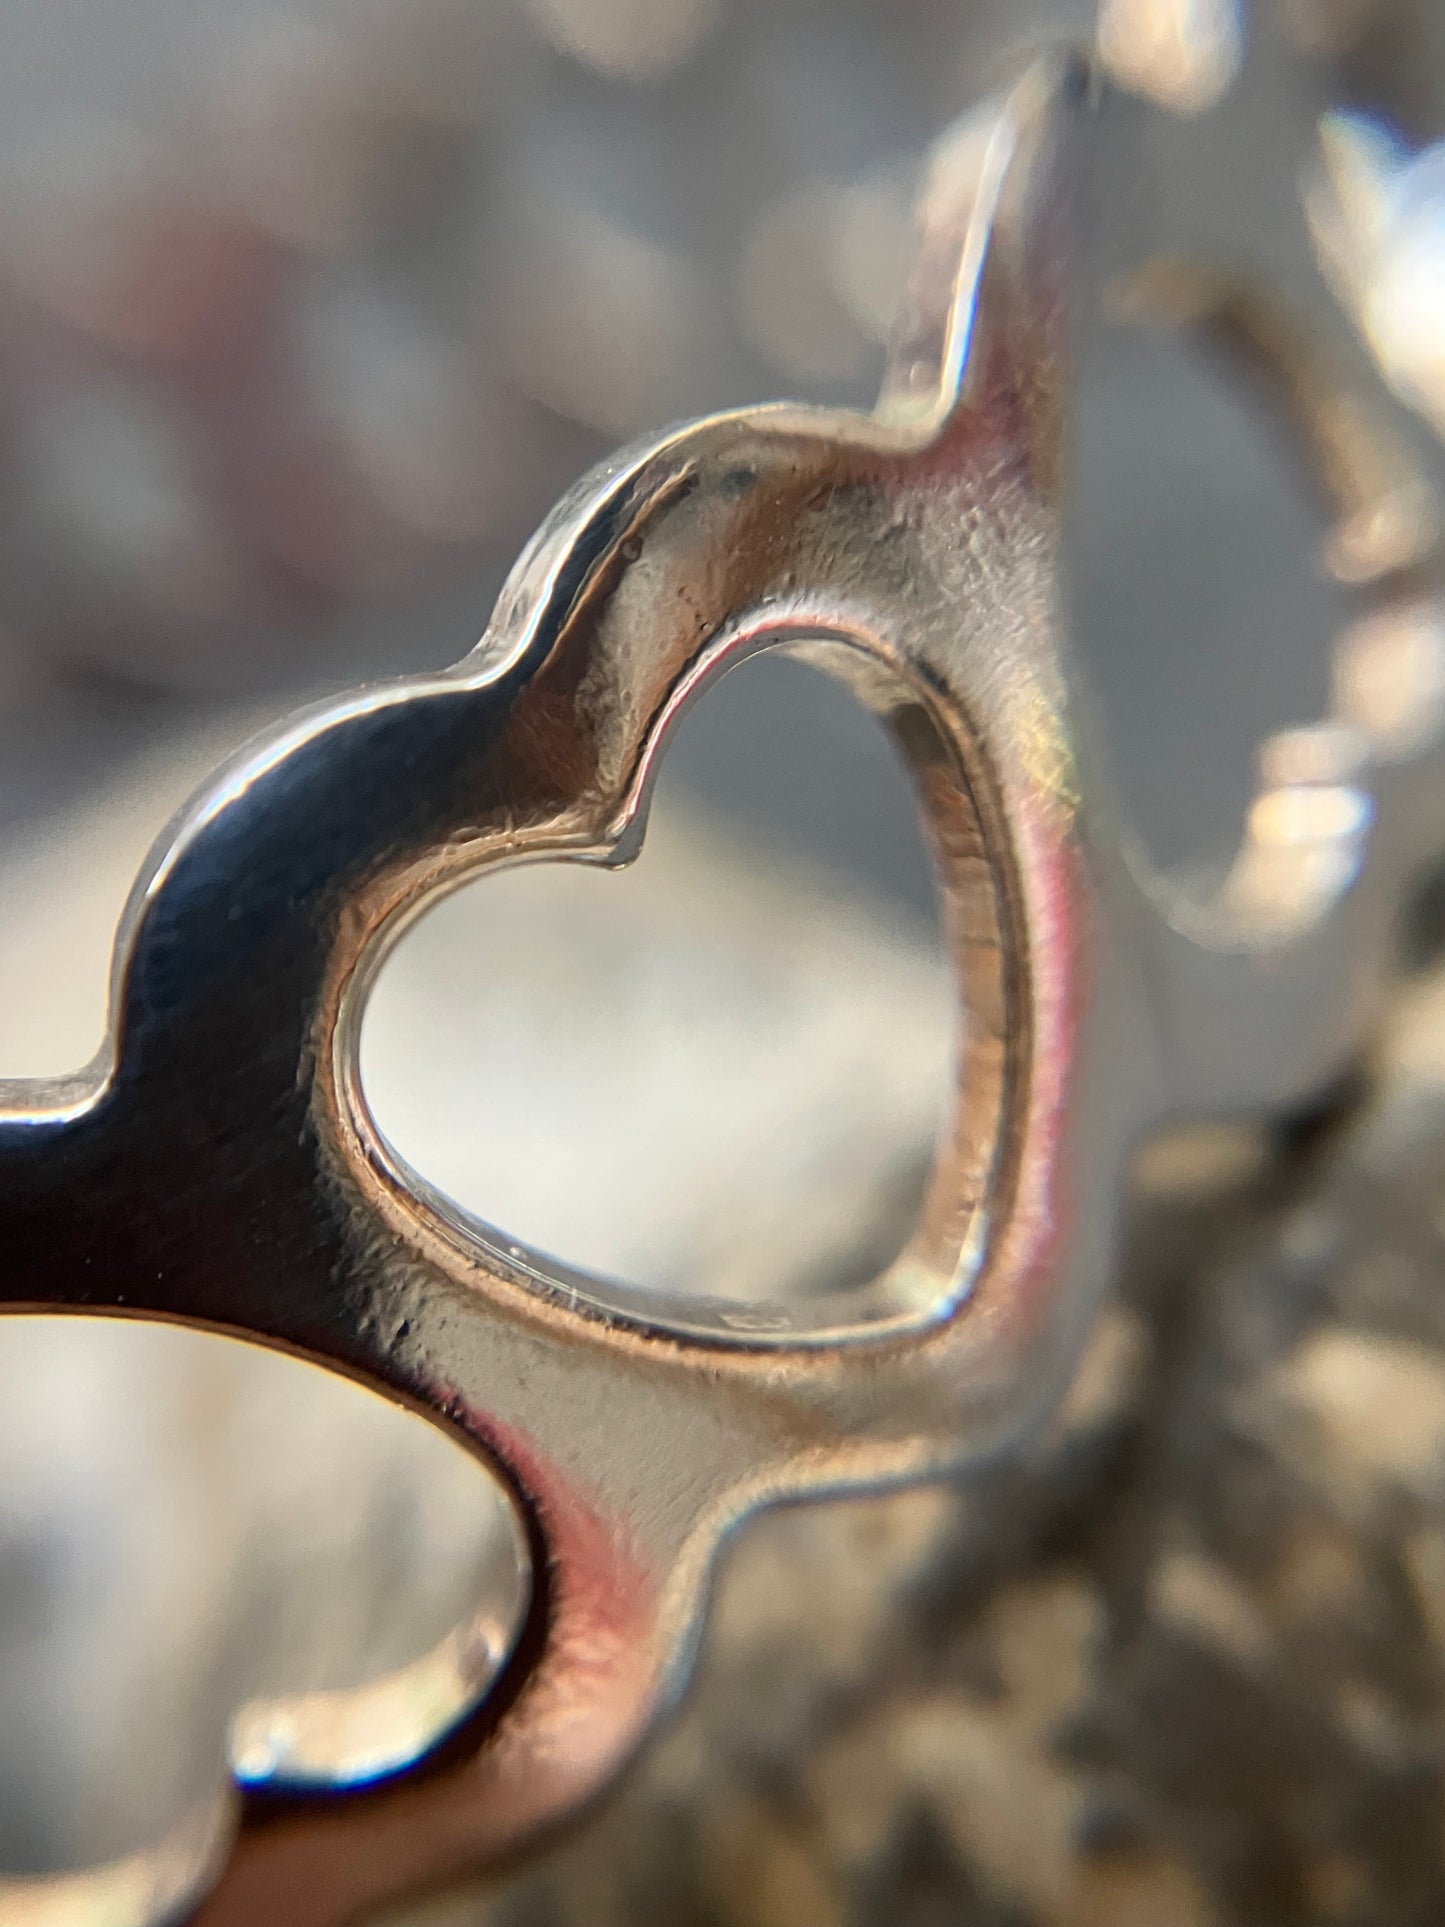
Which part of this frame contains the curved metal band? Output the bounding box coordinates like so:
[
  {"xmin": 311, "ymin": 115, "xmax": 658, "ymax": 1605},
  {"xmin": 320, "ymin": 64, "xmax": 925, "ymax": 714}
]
[
  {"xmin": 1117, "ymin": 264, "xmax": 1445, "ymax": 1115},
  {"xmin": 0, "ymin": 52, "xmax": 1100, "ymax": 1897}
]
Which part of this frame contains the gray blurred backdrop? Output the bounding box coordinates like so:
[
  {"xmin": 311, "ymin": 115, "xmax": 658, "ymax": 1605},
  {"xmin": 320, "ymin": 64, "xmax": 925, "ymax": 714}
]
[{"xmin": 0, "ymin": 0, "xmax": 1435, "ymax": 886}]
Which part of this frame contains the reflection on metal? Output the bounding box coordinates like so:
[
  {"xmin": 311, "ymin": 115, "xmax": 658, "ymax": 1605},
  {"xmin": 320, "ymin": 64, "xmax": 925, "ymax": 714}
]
[
  {"xmin": 1096, "ymin": 0, "xmax": 1243, "ymax": 113},
  {"xmin": 227, "ymin": 1504, "xmax": 531, "ymax": 1790},
  {"xmin": 1337, "ymin": 602, "xmax": 1445, "ymax": 754},
  {"xmin": 0, "ymin": 49, "xmax": 1441, "ymax": 1927},
  {"xmin": 1308, "ymin": 111, "xmax": 1445, "ymax": 442}
]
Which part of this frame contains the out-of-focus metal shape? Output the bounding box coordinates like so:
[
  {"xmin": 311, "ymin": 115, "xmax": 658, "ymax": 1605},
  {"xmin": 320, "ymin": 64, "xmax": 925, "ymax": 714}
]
[
  {"xmin": 1102, "ymin": 254, "xmax": 1443, "ymax": 1107},
  {"xmin": 0, "ymin": 46, "xmax": 1441, "ymax": 1927},
  {"xmin": 1096, "ymin": 0, "xmax": 1244, "ymax": 115},
  {"xmin": 1307, "ymin": 111, "xmax": 1445, "ymax": 444}
]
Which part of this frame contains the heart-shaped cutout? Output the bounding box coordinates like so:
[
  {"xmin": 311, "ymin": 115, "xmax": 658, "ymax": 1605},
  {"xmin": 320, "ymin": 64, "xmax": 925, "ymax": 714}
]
[{"xmin": 358, "ymin": 653, "xmax": 957, "ymax": 1340}]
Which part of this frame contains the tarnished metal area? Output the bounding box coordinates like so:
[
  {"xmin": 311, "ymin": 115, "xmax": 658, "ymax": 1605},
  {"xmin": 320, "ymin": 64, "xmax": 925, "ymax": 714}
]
[{"xmin": 0, "ymin": 46, "xmax": 1439, "ymax": 1923}]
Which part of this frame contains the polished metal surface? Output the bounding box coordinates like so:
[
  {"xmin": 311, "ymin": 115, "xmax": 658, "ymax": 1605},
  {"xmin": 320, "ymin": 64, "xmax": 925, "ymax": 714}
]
[{"xmin": 0, "ymin": 45, "xmax": 1440, "ymax": 1923}]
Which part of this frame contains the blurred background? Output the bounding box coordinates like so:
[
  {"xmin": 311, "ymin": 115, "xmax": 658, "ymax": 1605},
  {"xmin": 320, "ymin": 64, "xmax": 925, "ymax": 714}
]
[{"xmin": 0, "ymin": 0, "xmax": 1441, "ymax": 1918}]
